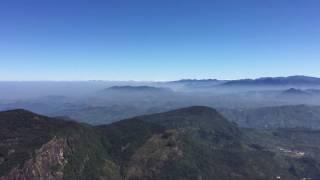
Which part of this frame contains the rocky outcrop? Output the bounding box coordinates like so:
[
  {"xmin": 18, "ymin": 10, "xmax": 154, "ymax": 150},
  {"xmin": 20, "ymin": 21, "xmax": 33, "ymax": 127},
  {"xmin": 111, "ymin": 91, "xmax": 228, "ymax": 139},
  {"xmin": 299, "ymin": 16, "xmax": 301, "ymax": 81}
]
[
  {"xmin": 0, "ymin": 137, "xmax": 68, "ymax": 180},
  {"xmin": 125, "ymin": 130, "xmax": 183, "ymax": 179}
]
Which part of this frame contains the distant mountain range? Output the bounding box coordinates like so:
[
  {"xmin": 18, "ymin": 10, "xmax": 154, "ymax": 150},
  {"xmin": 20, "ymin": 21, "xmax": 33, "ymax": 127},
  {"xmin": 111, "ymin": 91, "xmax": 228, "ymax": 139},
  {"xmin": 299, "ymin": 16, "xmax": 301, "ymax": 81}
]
[
  {"xmin": 104, "ymin": 85, "xmax": 171, "ymax": 92},
  {"xmin": 1, "ymin": 107, "xmax": 320, "ymax": 179},
  {"xmin": 99, "ymin": 86, "xmax": 173, "ymax": 95},
  {"xmin": 170, "ymin": 76, "xmax": 320, "ymax": 88},
  {"xmin": 168, "ymin": 79, "xmax": 226, "ymax": 88},
  {"xmin": 222, "ymin": 76, "xmax": 320, "ymax": 87}
]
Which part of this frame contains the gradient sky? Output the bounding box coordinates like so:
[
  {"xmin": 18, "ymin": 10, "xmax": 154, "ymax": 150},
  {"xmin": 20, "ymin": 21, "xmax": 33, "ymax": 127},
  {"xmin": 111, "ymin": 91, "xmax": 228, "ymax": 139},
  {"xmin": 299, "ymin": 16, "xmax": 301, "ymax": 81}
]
[{"xmin": 1, "ymin": 0, "xmax": 320, "ymax": 81}]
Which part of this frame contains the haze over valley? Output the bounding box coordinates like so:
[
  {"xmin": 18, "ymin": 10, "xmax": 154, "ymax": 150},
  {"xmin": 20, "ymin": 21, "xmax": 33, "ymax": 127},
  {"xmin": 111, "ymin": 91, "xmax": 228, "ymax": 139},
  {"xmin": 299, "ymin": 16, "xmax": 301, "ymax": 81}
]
[{"xmin": 1, "ymin": 76, "xmax": 320, "ymax": 126}]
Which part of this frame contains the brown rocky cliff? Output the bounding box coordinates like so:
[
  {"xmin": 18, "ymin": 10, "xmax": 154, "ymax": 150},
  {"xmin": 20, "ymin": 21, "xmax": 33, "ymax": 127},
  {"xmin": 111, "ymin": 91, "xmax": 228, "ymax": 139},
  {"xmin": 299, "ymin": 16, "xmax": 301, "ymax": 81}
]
[{"xmin": 0, "ymin": 137, "xmax": 68, "ymax": 180}]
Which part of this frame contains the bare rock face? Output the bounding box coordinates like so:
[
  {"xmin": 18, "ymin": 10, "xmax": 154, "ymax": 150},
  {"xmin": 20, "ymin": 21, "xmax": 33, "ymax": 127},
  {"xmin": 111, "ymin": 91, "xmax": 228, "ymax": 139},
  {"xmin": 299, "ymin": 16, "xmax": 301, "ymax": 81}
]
[
  {"xmin": 126, "ymin": 130, "xmax": 183, "ymax": 179},
  {"xmin": 0, "ymin": 137, "xmax": 68, "ymax": 180}
]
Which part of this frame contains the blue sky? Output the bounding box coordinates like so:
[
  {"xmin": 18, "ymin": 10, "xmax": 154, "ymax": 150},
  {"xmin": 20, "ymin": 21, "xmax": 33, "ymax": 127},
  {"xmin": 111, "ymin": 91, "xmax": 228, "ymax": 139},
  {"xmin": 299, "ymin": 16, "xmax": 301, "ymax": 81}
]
[{"xmin": 1, "ymin": 0, "xmax": 320, "ymax": 81}]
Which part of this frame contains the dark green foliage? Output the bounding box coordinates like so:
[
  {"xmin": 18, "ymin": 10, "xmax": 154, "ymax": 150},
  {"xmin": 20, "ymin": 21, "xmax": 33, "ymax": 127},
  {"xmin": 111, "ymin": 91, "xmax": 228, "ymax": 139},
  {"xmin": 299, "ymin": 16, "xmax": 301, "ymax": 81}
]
[
  {"xmin": 139, "ymin": 106, "xmax": 241, "ymax": 139},
  {"xmin": 62, "ymin": 125, "xmax": 111, "ymax": 180},
  {"xmin": 97, "ymin": 118, "xmax": 164, "ymax": 175},
  {"xmin": 221, "ymin": 105, "xmax": 320, "ymax": 129},
  {"xmin": 2, "ymin": 107, "xmax": 320, "ymax": 180}
]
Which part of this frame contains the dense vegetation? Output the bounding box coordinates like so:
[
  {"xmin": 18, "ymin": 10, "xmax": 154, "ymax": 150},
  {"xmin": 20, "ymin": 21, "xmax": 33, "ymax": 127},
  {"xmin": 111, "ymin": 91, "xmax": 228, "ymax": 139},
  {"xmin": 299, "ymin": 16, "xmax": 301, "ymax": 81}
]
[
  {"xmin": 1, "ymin": 107, "xmax": 320, "ymax": 179},
  {"xmin": 220, "ymin": 105, "xmax": 320, "ymax": 129}
]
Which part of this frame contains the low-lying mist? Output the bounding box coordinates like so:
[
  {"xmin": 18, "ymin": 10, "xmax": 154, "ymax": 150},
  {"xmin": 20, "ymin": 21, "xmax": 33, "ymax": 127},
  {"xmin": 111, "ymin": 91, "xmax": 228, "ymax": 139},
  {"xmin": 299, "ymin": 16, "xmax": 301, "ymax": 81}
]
[{"xmin": 1, "ymin": 77, "xmax": 320, "ymax": 126}]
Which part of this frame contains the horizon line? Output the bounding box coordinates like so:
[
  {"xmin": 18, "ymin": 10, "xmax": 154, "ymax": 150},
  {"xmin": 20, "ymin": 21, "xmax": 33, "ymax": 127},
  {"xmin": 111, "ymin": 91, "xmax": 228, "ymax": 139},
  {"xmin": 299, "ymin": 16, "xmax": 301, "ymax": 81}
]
[{"xmin": 0, "ymin": 75, "xmax": 318, "ymax": 82}]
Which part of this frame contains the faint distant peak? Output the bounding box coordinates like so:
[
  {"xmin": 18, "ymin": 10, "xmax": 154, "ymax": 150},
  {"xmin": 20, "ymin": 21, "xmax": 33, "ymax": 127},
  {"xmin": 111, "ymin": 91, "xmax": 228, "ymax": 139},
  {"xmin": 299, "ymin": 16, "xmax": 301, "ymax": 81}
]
[
  {"xmin": 102, "ymin": 85, "xmax": 171, "ymax": 92},
  {"xmin": 282, "ymin": 88, "xmax": 310, "ymax": 95},
  {"xmin": 221, "ymin": 75, "xmax": 320, "ymax": 86},
  {"xmin": 170, "ymin": 79, "xmax": 220, "ymax": 83}
]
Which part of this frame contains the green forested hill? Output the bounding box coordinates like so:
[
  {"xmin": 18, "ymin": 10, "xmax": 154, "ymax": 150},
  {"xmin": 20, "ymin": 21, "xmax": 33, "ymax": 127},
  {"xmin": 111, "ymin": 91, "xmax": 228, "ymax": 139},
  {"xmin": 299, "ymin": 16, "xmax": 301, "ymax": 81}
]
[{"xmin": 1, "ymin": 107, "xmax": 320, "ymax": 180}]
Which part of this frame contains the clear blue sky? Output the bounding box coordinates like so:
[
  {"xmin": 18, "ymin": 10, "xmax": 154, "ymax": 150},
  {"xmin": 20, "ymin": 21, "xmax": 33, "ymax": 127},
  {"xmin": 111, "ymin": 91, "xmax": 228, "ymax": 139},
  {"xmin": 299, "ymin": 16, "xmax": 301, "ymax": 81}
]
[{"xmin": 1, "ymin": 0, "xmax": 320, "ymax": 81}]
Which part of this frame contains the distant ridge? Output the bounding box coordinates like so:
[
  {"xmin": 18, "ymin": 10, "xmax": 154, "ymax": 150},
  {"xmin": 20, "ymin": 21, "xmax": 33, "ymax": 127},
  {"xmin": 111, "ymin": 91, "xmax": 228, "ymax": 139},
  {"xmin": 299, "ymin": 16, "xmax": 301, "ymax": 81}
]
[
  {"xmin": 221, "ymin": 75, "xmax": 320, "ymax": 86},
  {"xmin": 170, "ymin": 79, "xmax": 221, "ymax": 83},
  {"xmin": 167, "ymin": 76, "xmax": 320, "ymax": 89},
  {"xmin": 168, "ymin": 79, "xmax": 226, "ymax": 88},
  {"xmin": 281, "ymin": 88, "xmax": 310, "ymax": 96},
  {"xmin": 100, "ymin": 85, "xmax": 172, "ymax": 93}
]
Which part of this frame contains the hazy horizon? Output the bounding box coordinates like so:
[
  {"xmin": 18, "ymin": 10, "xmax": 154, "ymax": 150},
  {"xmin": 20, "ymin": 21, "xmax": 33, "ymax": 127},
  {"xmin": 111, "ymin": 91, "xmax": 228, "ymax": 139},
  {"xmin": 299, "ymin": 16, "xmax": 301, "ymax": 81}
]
[{"xmin": 0, "ymin": 75, "xmax": 319, "ymax": 82}]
